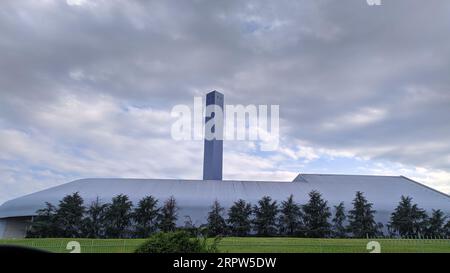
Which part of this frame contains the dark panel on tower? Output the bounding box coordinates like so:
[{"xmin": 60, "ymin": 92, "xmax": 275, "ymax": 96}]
[{"xmin": 203, "ymin": 91, "xmax": 224, "ymax": 180}]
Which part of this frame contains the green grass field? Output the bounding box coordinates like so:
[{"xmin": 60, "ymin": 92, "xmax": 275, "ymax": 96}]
[{"xmin": 1, "ymin": 237, "xmax": 449, "ymax": 253}]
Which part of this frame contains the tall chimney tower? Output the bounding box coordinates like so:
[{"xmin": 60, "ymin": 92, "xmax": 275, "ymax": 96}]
[{"xmin": 203, "ymin": 91, "xmax": 224, "ymax": 180}]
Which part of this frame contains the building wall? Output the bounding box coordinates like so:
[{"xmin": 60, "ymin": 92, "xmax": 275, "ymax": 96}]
[
  {"xmin": 0, "ymin": 177, "xmax": 448, "ymax": 238},
  {"xmin": 0, "ymin": 217, "xmax": 31, "ymax": 239},
  {"xmin": 0, "ymin": 219, "xmax": 5, "ymax": 239}
]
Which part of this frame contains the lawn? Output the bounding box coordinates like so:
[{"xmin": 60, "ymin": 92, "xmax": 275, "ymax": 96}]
[{"xmin": 0, "ymin": 237, "xmax": 449, "ymax": 253}]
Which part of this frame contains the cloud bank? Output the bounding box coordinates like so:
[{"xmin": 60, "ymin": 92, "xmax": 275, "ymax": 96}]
[{"xmin": 1, "ymin": 0, "xmax": 450, "ymax": 202}]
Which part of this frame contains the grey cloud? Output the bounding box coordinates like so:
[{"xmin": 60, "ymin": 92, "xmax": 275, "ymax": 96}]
[{"xmin": 0, "ymin": 0, "xmax": 450, "ymax": 201}]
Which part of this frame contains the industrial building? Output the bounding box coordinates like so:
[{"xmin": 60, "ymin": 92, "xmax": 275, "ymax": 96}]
[{"xmin": 1, "ymin": 91, "xmax": 449, "ymax": 238}]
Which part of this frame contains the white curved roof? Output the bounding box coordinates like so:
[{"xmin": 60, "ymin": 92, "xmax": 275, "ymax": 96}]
[{"xmin": 0, "ymin": 174, "xmax": 449, "ymax": 226}]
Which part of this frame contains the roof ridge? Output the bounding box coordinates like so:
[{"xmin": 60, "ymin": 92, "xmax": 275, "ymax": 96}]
[
  {"xmin": 297, "ymin": 173, "xmax": 401, "ymax": 178},
  {"xmin": 400, "ymin": 176, "xmax": 450, "ymax": 199},
  {"xmin": 71, "ymin": 178, "xmax": 294, "ymax": 183}
]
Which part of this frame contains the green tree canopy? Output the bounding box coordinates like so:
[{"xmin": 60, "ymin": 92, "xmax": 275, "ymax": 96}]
[
  {"xmin": 425, "ymin": 209, "xmax": 447, "ymax": 238},
  {"xmin": 302, "ymin": 190, "xmax": 331, "ymax": 238},
  {"xmin": 27, "ymin": 202, "xmax": 58, "ymax": 238},
  {"xmin": 54, "ymin": 192, "xmax": 85, "ymax": 238},
  {"xmin": 332, "ymin": 202, "xmax": 347, "ymax": 238},
  {"xmin": 445, "ymin": 219, "xmax": 450, "ymax": 237},
  {"xmin": 389, "ymin": 196, "xmax": 427, "ymax": 237},
  {"xmin": 133, "ymin": 195, "xmax": 160, "ymax": 238},
  {"xmin": 206, "ymin": 200, "xmax": 228, "ymax": 236},
  {"xmin": 227, "ymin": 199, "xmax": 252, "ymax": 236},
  {"xmin": 278, "ymin": 195, "xmax": 302, "ymax": 236},
  {"xmin": 348, "ymin": 191, "xmax": 378, "ymax": 238},
  {"xmin": 253, "ymin": 196, "xmax": 278, "ymax": 236},
  {"xmin": 82, "ymin": 197, "xmax": 108, "ymax": 238},
  {"xmin": 158, "ymin": 196, "xmax": 178, "ymax": 232},
  {"xmin": 104, "ymin": 194, "xmax": 133, "ymax": 238}
]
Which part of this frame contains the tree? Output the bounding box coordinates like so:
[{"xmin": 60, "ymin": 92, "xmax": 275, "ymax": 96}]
[
  {"xmin": 27, "ymin": 202, "xmax": 58, "ymax": 238},
  {"xmin": 133, "ymin": 196, "xmax": 160, "ymax": 238},
  {"xmin": 425, "ymin": 209, "xmax": 447, "ymax": 237},
  {"xmin": 82, "ymin": 197, "xmax": 108, "ymax": 238},
  {"xmin": 227, "ymin": 199, "xmax": 252, "ymax": 236},
  {"xmin": 332, "ymin": 202, "xmax": 347, "ymax": 238},
  {"xmin": 182, "ymin": 216, "xmax": 201, "ymax": 236},
  {"xmin": 389, "ymin": 196, "xmax": 427, "ymax": 237},
  {"xmin": 278, "ymin": 195, "xmax": 302, "ymax": 236},
  {"xmin": 302, "ymin": 191, "xmax": 331, "ymax": 238},
  {"xmin": 206, "ymin": 200, "xmax": 228, "ymax": 236},
  {"xmin": 54, "ymin": 192, "xmax": 85, "ymax": 238},
  {"xmin": 445, "ymin": 220, "xmax": 450, "ymax": 238},
  {"xmin": 158, "ymin": 196, "xmax": 178, "ymax": 232},
  {"xmin": 347, "ymin": 191, "xmax": 378, "ymax": 238},
  {"xmin": 253, "ymin": 196, "xmax": 278, "ymax": 236},
  {"xmin": 104, "ymin": 194, "xmax": 133, "ymax": 238}
]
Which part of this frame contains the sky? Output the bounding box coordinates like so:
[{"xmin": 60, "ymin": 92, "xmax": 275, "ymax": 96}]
[{"xmin": 1, "ymin": 0, "xmax": 450, "ymax": 204}]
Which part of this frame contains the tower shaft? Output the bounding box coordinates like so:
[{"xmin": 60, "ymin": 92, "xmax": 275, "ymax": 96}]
[{"xmin": 203, "ymin": 91, "xmax": 224, "ymax": 180}]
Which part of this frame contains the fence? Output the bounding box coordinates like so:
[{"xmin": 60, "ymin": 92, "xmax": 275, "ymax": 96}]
[
  {"xmin": 0, "ymin": 239, "xmax": 145, "ymax": 253},
  {"xmin": 0, "ymin": 237, "xmax": 449, "ymax": 253}
]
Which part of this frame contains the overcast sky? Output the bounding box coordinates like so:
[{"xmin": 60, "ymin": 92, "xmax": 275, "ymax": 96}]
[{"xmin": 1, "ymin": 0, "xmax": 450, "ymax": 203}]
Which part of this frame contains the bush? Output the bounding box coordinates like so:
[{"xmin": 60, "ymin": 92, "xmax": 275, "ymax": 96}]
[{"xmin": 134, "ymin": 231, "xmax": 220, "ymax": 253}]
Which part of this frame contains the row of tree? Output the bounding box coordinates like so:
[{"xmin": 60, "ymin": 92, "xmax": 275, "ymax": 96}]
[
  {"xmin": 209, "ymin": 192, "xmax": 450, "ymax": 238},
  {"xmin": 27, "ymin": 194, "xmax": 177, "ymax": 238},
  {"xmin": 27, "ymin": 191, "xmax": 450, "ymax": 238}
]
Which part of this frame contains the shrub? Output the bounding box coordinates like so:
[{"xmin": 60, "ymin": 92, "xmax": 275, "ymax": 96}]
[{"xmin": 134, "ymin": 231, "xmax": 220, "ymax": 253}]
